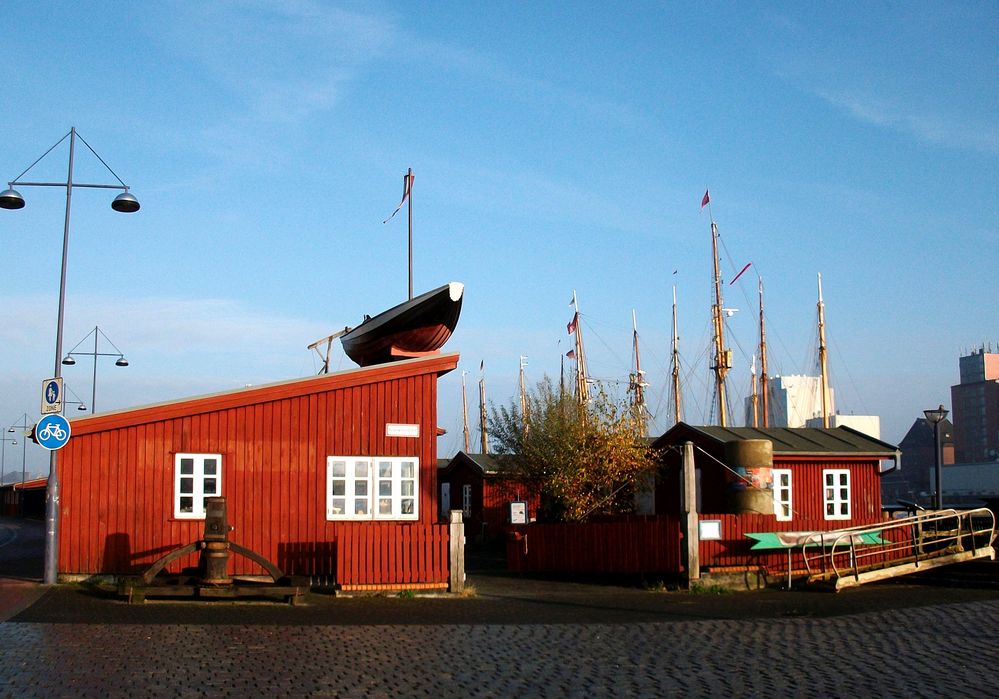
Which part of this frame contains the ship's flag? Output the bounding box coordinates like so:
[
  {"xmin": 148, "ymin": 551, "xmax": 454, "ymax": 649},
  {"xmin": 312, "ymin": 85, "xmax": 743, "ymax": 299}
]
[
  {"xmin": 383, "ymin": 169, "xmax": 414, "ymax": 223},
  {"xmin": 566, "ymin": 349, "xmax": 575, "ymax": 359},
  {"xmin": 567, "ymin": 312, "xmax": 578, "ymax": 335},
  {"xmin": 701, "ymin": 189, "xmax": 710, "ymax": 208},
  {"xmin": 730, "ymin": 261, "xmax": 752, "ymax": 285}
]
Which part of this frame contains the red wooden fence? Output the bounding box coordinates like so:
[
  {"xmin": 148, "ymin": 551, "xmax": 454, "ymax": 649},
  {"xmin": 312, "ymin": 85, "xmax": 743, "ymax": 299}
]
[
  {"xmin": 334, "ymin": 523, "xmax": 450, "ymax": 589},
  {"xmin": 506, "ymin": 517, "xmax": 681, "ymax": 575}
]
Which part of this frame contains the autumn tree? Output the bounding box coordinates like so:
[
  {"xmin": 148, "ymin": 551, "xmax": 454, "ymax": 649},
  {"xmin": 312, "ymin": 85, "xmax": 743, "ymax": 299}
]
[{"xmin": 489, "ymin": 375, "xmax": 656, "ymax": 521}]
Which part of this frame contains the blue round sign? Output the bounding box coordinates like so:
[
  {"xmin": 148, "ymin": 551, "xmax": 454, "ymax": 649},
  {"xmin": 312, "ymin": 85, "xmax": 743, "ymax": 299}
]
[{"xmin": 35, "ymin": 414, "xmax": 72, "ymax": 450}]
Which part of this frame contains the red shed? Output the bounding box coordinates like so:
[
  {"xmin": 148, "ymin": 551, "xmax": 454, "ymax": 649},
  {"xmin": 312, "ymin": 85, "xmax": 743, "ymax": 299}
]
[
  {"xmin": 56, "ymin": 353, "xmax": 459, "ymax": 591},
  {"xmin": 439, "ymin": 451, "xmax": 540, "ymax": 544},
  {"xmin": 652, "ymin": 423, "xmax": 900, "ymax": 528}
]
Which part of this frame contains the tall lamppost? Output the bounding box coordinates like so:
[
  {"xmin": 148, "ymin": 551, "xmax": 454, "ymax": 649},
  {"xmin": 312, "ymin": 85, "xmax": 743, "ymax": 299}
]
[
  {"xmin": 62, "ymin": 325, "xmax": 129, "ymax": 415},
  {"xmin": 1, "ymin": 434, "xmax": 17, "ymax": 514},
  {"xmin": 1, "ymin": 128, "xmax": 139, "ymax": 583},
  {"xmin": 8, "ymin": 414, "xmax": 32, "ymax": 517},
  {"xmin": 923, "ymin": 404, "xmax": 948, "ymax": 510}
]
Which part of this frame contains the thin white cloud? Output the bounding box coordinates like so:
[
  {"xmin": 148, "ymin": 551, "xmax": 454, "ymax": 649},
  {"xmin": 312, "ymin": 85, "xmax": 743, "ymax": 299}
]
[
  {"xmin": 815, "ymin": 88, "xmax": 999, "ymax": 155},
  {"xmin": 155, "ymin": 0, "xmax": 398, "ymax": 124},
  {"xmin": 0, "ymin": 293, "xmax": 329, "ymax": 381}
]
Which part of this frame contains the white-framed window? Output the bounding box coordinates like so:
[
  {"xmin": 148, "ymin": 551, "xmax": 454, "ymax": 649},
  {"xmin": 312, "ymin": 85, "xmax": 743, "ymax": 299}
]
[
  {"xmin": 174, "ymin": 453, "xmax": 221, "ymax": 519},
  {"xmin": 823, "ymin": 469, "xmax": 851, "ymax": 520},
  {"xmin": 462, "ymin": 483, "xmax": 472, "ymax": 517},
  {"xmin": 772, "ymin": 468, "xmax": 792, "ymax": 521},
  {"xmin": 327, "ymin": 456, "xmax": 419, "ymax": 521}
]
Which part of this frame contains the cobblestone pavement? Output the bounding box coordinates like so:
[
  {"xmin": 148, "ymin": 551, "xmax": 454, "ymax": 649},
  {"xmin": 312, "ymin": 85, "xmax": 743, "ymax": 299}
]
[{"xmin": 2, "ymin": 598, "xmax": 999, "ymax": 697}]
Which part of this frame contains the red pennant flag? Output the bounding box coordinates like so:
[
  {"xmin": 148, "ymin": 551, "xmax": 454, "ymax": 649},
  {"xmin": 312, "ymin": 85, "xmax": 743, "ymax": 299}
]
[
  {"xmin": 567, "ymin": 313, "xmax": 578, "ymax": 335},
  {"xmin": 701, "ymin": 189, "xmax": 710, "ymax": 209},
  {"xmin": 383, "ymin": 169, "xmax": 414, "ymax": 223},
  {"xmin": 729, "ymin": 262, "xmax": 752, "ymax": 285}
]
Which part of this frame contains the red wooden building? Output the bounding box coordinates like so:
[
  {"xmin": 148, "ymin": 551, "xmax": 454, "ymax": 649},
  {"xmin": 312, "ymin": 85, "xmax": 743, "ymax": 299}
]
[
  {"xmin": 651, "ymin": 423, "xmax": 900, "ymax": 527},
  {"xmin": 438, "ymin": 451, "xmax": 540, "ymax": 544},
  {"xmin": 0, "ymin": 476, "xmax": 47, "ymax": 518},
  {"xmin": 56, "ymin": 353, "xmax": 459, "ymax": 591}
]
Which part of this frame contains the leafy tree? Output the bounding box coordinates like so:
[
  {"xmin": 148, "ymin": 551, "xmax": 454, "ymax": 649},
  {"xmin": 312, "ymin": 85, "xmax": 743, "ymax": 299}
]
[{"xmin": 489, "ymin": 375, "xmax": 656, "ymax": 521}]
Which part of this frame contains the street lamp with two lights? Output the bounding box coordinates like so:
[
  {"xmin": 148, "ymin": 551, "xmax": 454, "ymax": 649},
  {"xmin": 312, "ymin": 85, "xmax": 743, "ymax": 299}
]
[{"xmin": 1, "ymin": 127, "xmax": 140, "ymax": 584}]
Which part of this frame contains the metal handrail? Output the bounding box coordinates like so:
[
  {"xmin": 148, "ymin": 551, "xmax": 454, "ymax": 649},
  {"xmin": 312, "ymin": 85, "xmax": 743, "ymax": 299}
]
[{"xmin": 801, "ymin": 508, "xmax": 996, "ymax": 584}]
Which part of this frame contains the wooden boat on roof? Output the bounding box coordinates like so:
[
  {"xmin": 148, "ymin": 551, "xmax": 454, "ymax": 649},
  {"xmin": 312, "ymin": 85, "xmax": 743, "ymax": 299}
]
[{"xmin": 339, "ymin": 281, "xmax": 464, "ymax": 367}]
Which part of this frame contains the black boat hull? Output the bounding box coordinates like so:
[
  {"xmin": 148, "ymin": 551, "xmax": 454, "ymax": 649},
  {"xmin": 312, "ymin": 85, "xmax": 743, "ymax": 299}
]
[{"xmin": 340, "ymin": 282, "xmax": 463, "ymax": 367}]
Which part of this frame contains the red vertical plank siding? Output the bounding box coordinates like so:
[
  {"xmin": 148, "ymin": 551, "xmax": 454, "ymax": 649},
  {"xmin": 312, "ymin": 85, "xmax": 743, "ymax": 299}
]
[{"xmin": 57, "ymin": 355, "xmax": 457, "ymax": 586}]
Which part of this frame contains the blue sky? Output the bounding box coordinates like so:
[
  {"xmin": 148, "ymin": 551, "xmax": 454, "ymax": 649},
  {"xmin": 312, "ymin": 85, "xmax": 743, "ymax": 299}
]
[{"xmin": 1, "ymin": 1, "xmax": 996, "ymax": 477}]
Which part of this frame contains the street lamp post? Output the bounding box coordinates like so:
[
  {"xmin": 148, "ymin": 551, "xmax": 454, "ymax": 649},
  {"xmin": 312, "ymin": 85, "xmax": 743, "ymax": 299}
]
[
  {"xmin": 1, "ymin": 434, "xmax": 17, "ymax": 513},
  {"xmin": 8, "ymin": 414, "xmax": 32, "ymax": 517},
  {"xmin": 62, "ymin": 325, "xmax": 129, "ymax": 415},
  {"xmin": 1, "ymin": 128, "xmax": 139, "ymax": 584},
  {"xmin": 923, "ymin": 404, "xmax": 949, "ymax": 510}
]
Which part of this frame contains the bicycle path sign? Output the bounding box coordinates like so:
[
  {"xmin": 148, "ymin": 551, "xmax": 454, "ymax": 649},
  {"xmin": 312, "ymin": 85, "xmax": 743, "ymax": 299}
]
[{"xmin": 35, "ymin": 414, "xmax": 72, "ymax": 450}]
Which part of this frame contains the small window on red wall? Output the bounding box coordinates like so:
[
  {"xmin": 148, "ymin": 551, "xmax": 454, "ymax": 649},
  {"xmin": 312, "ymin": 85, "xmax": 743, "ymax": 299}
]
[{"xmin": 174, "ymin": 453, "xmax": 222, "ymax": 519}]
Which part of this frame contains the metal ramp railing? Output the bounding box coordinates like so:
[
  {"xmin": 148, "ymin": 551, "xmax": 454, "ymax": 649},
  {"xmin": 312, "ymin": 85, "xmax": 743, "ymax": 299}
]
[{"xmin": 800, "ymin": 508, "xmax": 997, "ymax": 591}]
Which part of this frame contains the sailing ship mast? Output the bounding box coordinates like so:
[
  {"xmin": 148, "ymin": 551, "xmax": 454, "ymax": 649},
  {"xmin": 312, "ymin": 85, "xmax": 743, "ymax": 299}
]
[
  {"xmin": 670, "ymin": 286, "xmax": 683, "ymax": 425},
  {"xmin": 478, "ymin": 365, "xmax": 489, "ymax": 454},
  {"xmin": 817, "ymin": 273, "xmax": 831, "ymax": 428},
  {"xmin": 519, "ymin": 355, "xmax": 530, "ymax": 434},
  {"xmin": 461, "ymin": 370, "xmax": 470, "ymax": 453},
  {"xmin": 569, "ymin": 290, "xmax": 591, "ymax": 405},
  {"xmin": 384, "ymin": 168, "xmax": 415, "ymax": 300},
  {"xmin": 758, "ymin": 276, "xmax": 770, "ymax": 427},
  {"xmin": 628, "ymin": 310, "xmax": 649, "ymax": 435},
  {"xmin": 709, "ymin": 215, "xmax": 732, "ymax": 426},
  {"xmin": 750, "ymin": 355, "xmax": 759, "ymax": 427}
]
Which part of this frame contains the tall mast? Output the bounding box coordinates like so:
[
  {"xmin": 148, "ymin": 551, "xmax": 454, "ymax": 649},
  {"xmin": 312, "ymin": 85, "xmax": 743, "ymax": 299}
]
[
  {"xmin": 710, "ymin": 220, "xmax": 731, "ymax": 426},
  {"xmin": 629, "ymin": 310, "xmax": 648, "ymax": 435},
  {"xmin": 758, "ymin": 276, "xmax": 770, "ymax": 427},
  {"xmin": 670, "ymin": 285, "xmax": 682, "ymax": 425},
  {"xmin": 407, "ymin": 167, "xmax": 414, "ymax": 300},
  {"xmin": 461, "ymin": 370, "xmax": 470, "ymax": 453},
  {"xmin": 478, "ymin": 367, "xmax": 489, "ymax": 454},
  {"xmin": 519, "ymin": 355, "xmax": 530, "ymax": 434},
  {"xmin": 570, "ymin": 290, "xmax": 590, "ymax": 405},
  {"xmin": 817, "ymin": 273, "xmax": 831, "ymax": 428},
  {"xmin": 750, "ymin": 355, "xmax": 759, "ymax": 427}
]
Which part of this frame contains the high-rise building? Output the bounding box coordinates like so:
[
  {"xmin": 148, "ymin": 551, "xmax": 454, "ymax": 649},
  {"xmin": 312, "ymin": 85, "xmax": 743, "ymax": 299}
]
[
  {"xmin": 744, "ymin": 374, "xmax": 834, "ymax": 428},
  {"xmin": 950, "ymin": 346, "xmax": 999, "ymax": 463}
]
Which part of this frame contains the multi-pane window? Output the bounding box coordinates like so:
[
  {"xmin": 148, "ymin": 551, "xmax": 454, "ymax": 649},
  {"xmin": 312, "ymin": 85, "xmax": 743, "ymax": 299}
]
[
  {"xmin": 462, "ymin": 484, "xmax": 472, "ymax": 517},
  {"xmin": 772, "ymin": 468, "xmax": 792, "ymax": 521},
  {"xmin": 327, "ymin": 456, "xmax": 418, "ymax": 521},
  {"xmin": 174, "ymin": 453, "xmax": 221, "ymax": 519},
  {"xmin": 823, "ymin": 469, "xmax": 851, "ymax": 520}
]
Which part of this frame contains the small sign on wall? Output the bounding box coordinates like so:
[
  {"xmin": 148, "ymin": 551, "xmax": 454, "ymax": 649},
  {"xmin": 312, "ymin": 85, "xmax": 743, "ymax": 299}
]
[
  {"xmin": 386, "ymin": 423, "xmax": 420, "ymax": 438},
  {"xmin": 509, "ymin": 500, "xmax": 527, "ymax": 524},
  {"xmin": 699, "ymin": 519, "xmax": 723, "ymax": 541}
]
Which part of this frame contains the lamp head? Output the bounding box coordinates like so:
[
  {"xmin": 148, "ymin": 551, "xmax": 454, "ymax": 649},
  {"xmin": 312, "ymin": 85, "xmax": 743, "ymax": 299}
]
[
  {"xmin": 115, "ymin": 357, "xmax": 129, "ymax": 367},
  {"xmin": 77, "ymin": 404, "xmax": 87, "ymax": 412},
  {"xmin": 0, "ymin": 188, "xmax": 25, "ymax": 210},
  {"xmin": 62, "ymin": 355, "xmax": 77, "ymax": 366},
  {"xmin": 111, "ymin": 191, "xmax": 140, "ymax": 213},
  {"xmin": 923, "ymin": 404, "xmax": 948, "ymax": 424}
]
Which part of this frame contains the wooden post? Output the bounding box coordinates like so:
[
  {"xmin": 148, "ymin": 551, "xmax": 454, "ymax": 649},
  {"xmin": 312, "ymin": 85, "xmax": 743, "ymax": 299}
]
[
  {"xmin": 449, "ymin": 510, "xmax": 465, "ymax": 593},
  {"xmin": 683, "ymin": 440, "xmax": 700, "ymax": 586}
]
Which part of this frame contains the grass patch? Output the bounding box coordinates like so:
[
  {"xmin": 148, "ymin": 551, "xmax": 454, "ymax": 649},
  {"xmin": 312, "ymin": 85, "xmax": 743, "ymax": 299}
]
[{"xmin": 689, "ymin": 582, "xmax": 731, "ymax": 595}]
